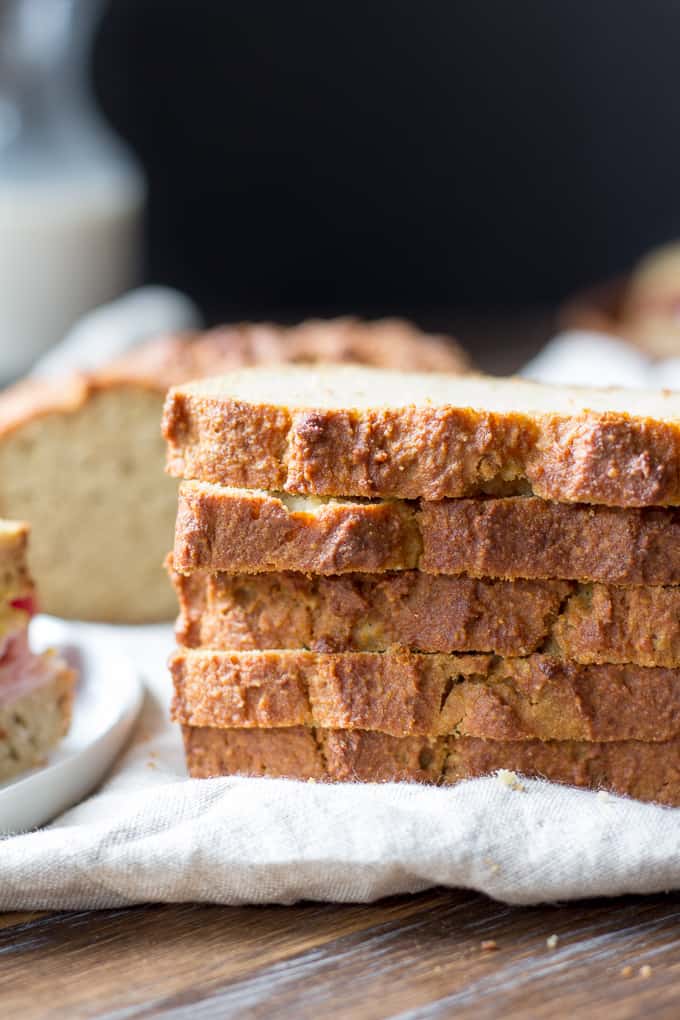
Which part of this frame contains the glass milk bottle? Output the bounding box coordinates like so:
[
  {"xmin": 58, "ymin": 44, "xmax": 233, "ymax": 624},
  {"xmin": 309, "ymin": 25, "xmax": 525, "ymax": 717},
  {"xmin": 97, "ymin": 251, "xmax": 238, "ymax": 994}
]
[{"xmin": 0, "ymin": 0, "xmax": 145, "ymax": 379}]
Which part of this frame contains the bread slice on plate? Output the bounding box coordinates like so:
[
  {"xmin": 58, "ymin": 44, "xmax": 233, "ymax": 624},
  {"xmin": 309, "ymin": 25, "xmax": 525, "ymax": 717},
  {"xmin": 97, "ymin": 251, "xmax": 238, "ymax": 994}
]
[
  {"xmin": 0, "ymin": 320, "xmax": 465, "ymax": 622},
  {"xmin": 0, "ymin": 519, "xmax": 76, "ymax": 782},
  {"xmin": 181, "ymin": 725, "xmax": 680, "ymax": 804},
  {"xmin": 163, "ymin": 365, "xmax": 680, "ymax": 506},
  {"xmin": 169, "ymin": 647, "xmax": 680, "ymax": 743},
  {"xmin": 172, "ymin": 482, "xmax": 680, "ymax": 584}
]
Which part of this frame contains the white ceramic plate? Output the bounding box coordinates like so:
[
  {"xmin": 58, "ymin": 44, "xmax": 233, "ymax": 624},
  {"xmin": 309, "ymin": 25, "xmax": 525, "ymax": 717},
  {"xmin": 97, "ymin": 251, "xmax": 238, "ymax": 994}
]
[{"xmin": 0, "ymin": 616, "xmax": 144, "ymax": 835}]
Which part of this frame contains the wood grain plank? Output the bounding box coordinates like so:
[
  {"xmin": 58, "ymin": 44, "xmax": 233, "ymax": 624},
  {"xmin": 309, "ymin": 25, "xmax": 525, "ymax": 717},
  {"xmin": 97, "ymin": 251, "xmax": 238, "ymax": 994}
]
[
  {"xmin": 1, "ymin": 891, "xmax": 679, "ymax": 1019},
  {"xmin": 0, "ymin": 912, "xmax": 46, "ymax": 931},
  {"xmin": 0, "ymin": 890, "xmax": 456, "ymax": 1019},
  {"xmin": 106, "ymin": 894, "xmax": 680, "ymax": 1020}
]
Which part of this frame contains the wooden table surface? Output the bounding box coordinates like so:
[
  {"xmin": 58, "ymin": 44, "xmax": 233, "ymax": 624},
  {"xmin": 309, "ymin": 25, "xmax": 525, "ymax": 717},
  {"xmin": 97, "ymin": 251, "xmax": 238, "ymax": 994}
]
[{"xmin": 2, "ymin": 312, "xmax": 679, "ymax": 1019}]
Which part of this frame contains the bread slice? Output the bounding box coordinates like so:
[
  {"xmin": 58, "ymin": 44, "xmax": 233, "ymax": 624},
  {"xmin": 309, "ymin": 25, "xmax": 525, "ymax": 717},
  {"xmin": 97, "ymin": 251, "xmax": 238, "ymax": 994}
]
[
  {"xmin": 172, "ymin": 568, "xmax": 680, "ymax": 667},
  {"xmin": 173, "ymin": 483, "xmax": 680, "ymax": 585},
  {"xmin": 0, "ymin": 657, "xmax": 76, "ymax": 782},
  {"xmin": 181, "ymin": 726, "xmax": 680, "ymax": 804},
  {"xmin": 170, "ymin": 648, "xmax": 680, "ymax": 742},
  {"xmin": 0, "ymin": 520, "xmax": 76, "ymax": 780},
  {"xmin": 163, "ymin": 365, "xmax": 680, "ymax": 506},
  {"xmin": 0, "ymin": 320, "xmax": 464, "ymax": 622}
]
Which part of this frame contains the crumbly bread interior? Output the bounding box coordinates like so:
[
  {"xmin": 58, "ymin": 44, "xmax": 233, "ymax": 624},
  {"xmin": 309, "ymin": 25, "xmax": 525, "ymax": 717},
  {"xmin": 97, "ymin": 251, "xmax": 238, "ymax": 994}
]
[
  {"xmin": 181, "ymin": 364, "xmax": 680, "ymax": 418},
  {"xmin": 0, "ymin": 661, "xmax": 75, "ymax": 782},
  {"xmin": 0, "ymin": 386, "xmax": 177, "ymax": 621}
]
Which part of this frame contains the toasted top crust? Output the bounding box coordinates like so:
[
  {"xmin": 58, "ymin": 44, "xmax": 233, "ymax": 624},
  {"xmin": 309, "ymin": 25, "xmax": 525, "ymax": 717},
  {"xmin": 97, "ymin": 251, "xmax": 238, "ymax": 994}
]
[
  {"xmin": 163, "ymin": 365, "xmax": 680, "ymax": 505},
  {"xmin": 0, "ymin": 319, "xmax": 467, "ymax": 440}
]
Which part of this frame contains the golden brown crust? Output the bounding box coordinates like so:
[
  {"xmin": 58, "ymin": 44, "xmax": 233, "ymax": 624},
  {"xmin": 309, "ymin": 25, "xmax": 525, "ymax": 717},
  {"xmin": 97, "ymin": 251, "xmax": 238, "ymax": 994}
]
[
  {"xmin": 173, "ymin": 483, "xmax": 420, "ymax": 575},
  {"xmin": 162, "ymin": 370, "xmax": 680, "ymax": 506},
  {"xmin": 420, "ymin": 497, "xmax": 680, "ymax": 584},
  {"xmin": 172, "ymin": 486, "xmax": 680, "ymax": 585},
  {"xmin": 171, "ymin": 568, "xmax": 571, "ymax": 657},
  {"xmin": 170, "ymin": 648, "xmax": 680, "ymax": 742},
  {"xmin": 181, "ymin": 725, "xmax": 680, "ymax": 804}
]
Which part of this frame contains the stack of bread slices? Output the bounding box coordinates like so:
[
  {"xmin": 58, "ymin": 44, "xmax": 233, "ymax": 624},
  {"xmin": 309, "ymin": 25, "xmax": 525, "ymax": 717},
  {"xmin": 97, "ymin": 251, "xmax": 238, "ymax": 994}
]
[{"xmin": 164, "ymin": 365, "xmax": 680, "ymax": 804}]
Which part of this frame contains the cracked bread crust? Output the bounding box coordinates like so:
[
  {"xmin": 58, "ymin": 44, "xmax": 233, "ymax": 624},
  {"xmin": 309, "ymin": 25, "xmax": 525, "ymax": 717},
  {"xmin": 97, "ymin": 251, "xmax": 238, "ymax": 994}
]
[
  {"xmin": 162, "ymin": 366, "xmax": 680, "ymax": 506},
  {"xmin": 170, "ymin": 648, "xmax": 680, "ymax": 742},
  {"xmin": 172, "ymin": 485, "xmax": 680, "ymax": 585},
  {"xmin": 172, "ymin": 568, "xmax": 680, "ymax": 668},
  {"xmin": 171, "ymin": 568, "xmax": 572, "ymax": 657},
  {"xmin": 180, "ymin": 725, "xmax": 680, "ymax": 804},
  {"xmin": 550, "ymin": 583, "xmax": 680, "ymax": 668}
]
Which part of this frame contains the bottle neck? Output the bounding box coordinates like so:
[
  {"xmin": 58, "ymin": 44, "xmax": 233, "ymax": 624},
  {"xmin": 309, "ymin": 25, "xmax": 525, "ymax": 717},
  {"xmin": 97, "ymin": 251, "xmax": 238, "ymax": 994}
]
[
  {"xmin": 0, "ymin": 0, "xmax": 105, "ymax": 147},
  {"xmin": 0, "ymin": 0, "xmax": 143, "ymax": 188}
]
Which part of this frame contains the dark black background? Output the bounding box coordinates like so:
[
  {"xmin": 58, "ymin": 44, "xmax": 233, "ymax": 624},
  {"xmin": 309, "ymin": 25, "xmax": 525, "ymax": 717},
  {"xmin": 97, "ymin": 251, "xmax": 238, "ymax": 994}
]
[{"xmin": 94, "ymin": 0, "xmax": 680, "ymax": 321}]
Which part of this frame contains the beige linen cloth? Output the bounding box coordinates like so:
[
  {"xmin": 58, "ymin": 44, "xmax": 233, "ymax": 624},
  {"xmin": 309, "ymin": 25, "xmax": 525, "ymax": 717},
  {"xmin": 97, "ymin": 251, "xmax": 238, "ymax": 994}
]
[
  {"xmin": 1, "ymin": 620, "xmax": 679, "ymax": 911},
  {"xmin": 1, "ymin": 319, "xmax": 679, "ymax": 909}
]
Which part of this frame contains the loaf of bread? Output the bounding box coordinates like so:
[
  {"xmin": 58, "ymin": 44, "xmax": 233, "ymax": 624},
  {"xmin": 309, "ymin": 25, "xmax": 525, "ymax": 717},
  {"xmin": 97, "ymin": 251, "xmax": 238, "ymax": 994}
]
[
  {"xmin": 173, "ymin": 483, "xmax": 680, "ymax": 585},
  {"xmin": 0, "ymin": 320, "xmax": 465, "ymax": 621},
  {"xmin": 170, "ymin": 648, "xmax": 680, "ymax": 742},
  {"xmin": 163, "ymin": 365, "xmax": 680, "ymax": 506},
  {"xmin": 181, "ymin": 725, "xmax": 680, "ymax": 804}
]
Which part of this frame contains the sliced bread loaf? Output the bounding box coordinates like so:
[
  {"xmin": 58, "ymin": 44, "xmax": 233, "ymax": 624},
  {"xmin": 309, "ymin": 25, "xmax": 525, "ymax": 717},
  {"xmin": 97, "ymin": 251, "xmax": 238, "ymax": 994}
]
[
  {"xmin": 181, "ymin": 726, "xmax": 680, "ymax": 804},
  {"xmin": 163, "ymin": 365, "xmax": 680, "ymax": 506},
  {"xmin": 170, "ymin": 648, "xmax": 680, "ymax": 742}
]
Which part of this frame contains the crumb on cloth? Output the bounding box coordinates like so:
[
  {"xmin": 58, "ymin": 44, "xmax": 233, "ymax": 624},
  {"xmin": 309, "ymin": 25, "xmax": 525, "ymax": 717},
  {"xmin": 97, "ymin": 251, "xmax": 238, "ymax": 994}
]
[{"xmin": 497, "ymin": 769, "xmax": 525, "ymax": 792}]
